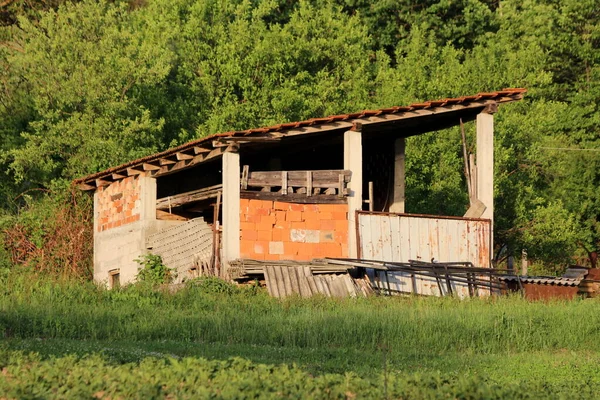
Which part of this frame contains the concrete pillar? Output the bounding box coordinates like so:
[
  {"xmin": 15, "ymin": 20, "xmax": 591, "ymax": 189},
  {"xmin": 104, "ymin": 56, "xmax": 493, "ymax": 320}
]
[
  {"xmin": 476, "ymin": 109, "xmax": 494, "ymax": 252},
  {"xmin": 139, "ymin": 176, "xmax": 157, "ymax": 221},
  {"xmin": 222, "ymin": 151, "xmax": 241, "ymax": 264},
  {"xmin": 344, "ymin": 128, "xmax": 363, "ymax": 258},
  {"xmin": 389, "ymin": 138, "xmax": 406, "ymax": 213}
]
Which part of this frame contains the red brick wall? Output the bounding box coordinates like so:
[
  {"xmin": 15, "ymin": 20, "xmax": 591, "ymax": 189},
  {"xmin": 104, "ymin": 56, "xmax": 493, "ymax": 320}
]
[
  {"xmin": 240, "ymin": 199, "xmax": 348, "ymax": 261},
  {"xmin": 96, "ymin": 176, "xmax": 142, "ymax": 232}
]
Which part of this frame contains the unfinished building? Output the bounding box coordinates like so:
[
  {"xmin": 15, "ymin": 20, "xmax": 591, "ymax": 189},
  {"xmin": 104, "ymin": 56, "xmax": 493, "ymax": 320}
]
[{"xmin": 75, "ymin": 89, "xmax": 526, "ymax": 295}]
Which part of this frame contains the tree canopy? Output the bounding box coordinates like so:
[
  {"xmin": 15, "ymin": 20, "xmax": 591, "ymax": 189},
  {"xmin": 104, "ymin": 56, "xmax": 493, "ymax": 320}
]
[{"xmin": 1, "ymin": 0, "xmax": 598, "ymax": 270}]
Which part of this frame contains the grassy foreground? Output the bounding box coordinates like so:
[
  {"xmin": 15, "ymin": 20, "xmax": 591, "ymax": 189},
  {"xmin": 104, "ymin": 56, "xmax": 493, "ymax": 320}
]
[{"xmin": 1, "ymin": 272, "xmax": 600, "ymax": 398}]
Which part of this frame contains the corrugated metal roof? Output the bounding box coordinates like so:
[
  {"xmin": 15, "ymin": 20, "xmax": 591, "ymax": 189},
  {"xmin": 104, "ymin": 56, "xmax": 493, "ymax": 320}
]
[
  {"xmin": 500, "ymin": 276, "xmax": 582, "ymax": 287},
  {"xmin": 74, "ymin": 88, "xmax": 526, "ymax": 189}
]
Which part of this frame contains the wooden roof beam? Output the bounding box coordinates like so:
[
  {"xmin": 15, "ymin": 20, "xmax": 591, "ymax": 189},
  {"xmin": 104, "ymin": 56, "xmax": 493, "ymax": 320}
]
[{"xmin": 176, "ymin": 151, "xmax": 194, "ymax": 161}]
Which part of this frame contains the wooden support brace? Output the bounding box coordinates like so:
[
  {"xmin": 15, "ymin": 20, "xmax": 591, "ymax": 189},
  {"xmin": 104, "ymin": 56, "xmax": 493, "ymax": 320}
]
[
  {"xmin": 306, "ymin": 171, "xmax": 312, "ymax": 197},
  {"xmin": 281, "ymin": 171, "xmax": 288, "ymax": 195},
  {"xmin": 176, "ymin": 152, "xmax": 194, "ymax": 161},
  {"xmin": 143, "ymin": 163, "xmax": 160, "ymax": 171},
  {"xmin": 241, "ymin": 165, "xmax": 249, "ymax": 190}
]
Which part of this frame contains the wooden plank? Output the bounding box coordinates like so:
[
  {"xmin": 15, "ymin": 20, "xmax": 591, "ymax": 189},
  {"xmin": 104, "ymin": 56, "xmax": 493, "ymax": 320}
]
[
  {"xmin": 126, "ymin": 167, "xmax": 144, "ymax": 176},
  {"xmin": 241, "ymin": 165, "xmax": 249, "ymax": 190},
  {"xmin": 156, "ymin": 185, "xmax": 223, "ymax": 210},
  {"xmin": 112, "ymin": 172, "xmax": 126, "ymax": 180},
  {"xmin": 306, "ymin": 171, "xmax": 312, "ymax": 197},
  {"xmin": 159, "ymin": 158, "xmax": 176, "ymax": 166},
  {"xmin": 193, "ymin": 146, "xmax": 211, "ymax": 154},
  {"xmin": 240, "ymin": 191, "xmax": 347, "ymax": 204},
  {"xmin": 78, "ymin": 182, "xmax": 96, "ymax": 191},
  {"xmin": 176, "ymin": 152, "xmax": 194, "ymax": 161},
  {"xmin": 281, "ymin": 171, "xmax": 288, "ymax": 195},
  {"xmin": 95, "ymin": 178, "xmax": 111, "ymax": 187},
  {"xmin": 156, "ymin": 210, "xmax": 188, "ymax": 221},
  {"xmin": 143, "ymin": 163, "xmax": 161, "ymax": 171}
]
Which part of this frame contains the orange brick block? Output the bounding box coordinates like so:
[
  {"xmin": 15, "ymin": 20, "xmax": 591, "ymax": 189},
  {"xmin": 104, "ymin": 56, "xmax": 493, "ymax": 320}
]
[
  {"xmin": 249, "ymin": 199, "xmax": 266, "ymax": 208},
  {"xmin": 257, "ymin": 230, "xmax": 272, "ymax": 241},
  {"xmin": 287, "ymin": 211, "xmax": 302, "ymax": 222},
  {"xmin": 297, "ymin": 243, "xmax": 313, "ymax": 258},
  {"xmin": 240, "ymin": 240, "xmax": 255, "ymax": 257},
  {"xmin": 239, "ymin": 199, "xmax": 250, "ymax": 208},
  {"xmin": 264, "ymin": 253, "xmax": 280, "ymax": 261},
  {"xmin": 334, "ymin": 230, "xmax": 348, "ymax": 243},
  {"xmin": 253, "ymin": 241, "xmax": 268, "ymax": 255},
  {"xmin": 261, "ymin": 215, "xmax": 276, "ymax": 225},
  {"xmin": 274, "ymin": 201, "xmax": 291, "ymax": 211},
  {"xmin": 334, "ymin": 220, "xmax": 347, "ymax": 231},
  {"xmin": 272, "ymin": 228, "xmax": 290, "ymax": 242},
  {"xmin": 317, "ymin": 212, "xmax": 332, "ymax": 220},
  {"xmin": 305, "ymin": 219, "xmax": 320, "ymax": 230},
  {"xmin": 320, "ymin": 220, "xmax": 335, "ymax": 230},
  {"xmin": 333, "ymin": 204, "xmax": 348, "ymax": 213},
  {"xmin": 241, "ymin": 230, "xmax": 257, "ymax": 241},
  {"xmin": 341, "ymin": 243, "xmax": 349, "ymax": 257},
  {"xmin": 275, "ymin": 211, "xmax": 286, "ymax": 222},
  {"xmin": 274, "ymin": 221, "xmax": 291, "ymax": 229},
  {"xmin": 317, "ymin": 204, "xmax": 337, "ymax": 213},
  {"xmin": 241, "ymin": 222, "xmax": 256, "ymax": 231},
  {"xmin": 304, "ymin": 204, "xmax": 319, "ymax": 212},
  {"xmin": 332, "ymin": 211, "xmax": 347, "ymax": 220},
  {"xmin": 291, "ymin": 221, "xmax": 306, "ymax": 230},
  {"xmin": 256, "ymin": 220, "xmax": 274, "ymax": 231},
  {"xmin": 284, "ymin": 242, "xmax": 300, "ymax": 256},
  {"xmin": 289, "ymin": 203, "xmax": 304, "ymax": 212}
]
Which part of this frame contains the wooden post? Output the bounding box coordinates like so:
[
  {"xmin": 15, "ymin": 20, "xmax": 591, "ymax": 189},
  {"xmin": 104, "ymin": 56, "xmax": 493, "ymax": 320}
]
[
  {"xmin": 344, "ymin": 127, "xmax": 363, "ymax": 258},
  {"xmin": 222, "ymin": 151, "xmax": 240, "ymax": 266},
  {"xmin": 389, "ymin": 138, "xmax": 405, "ymax": 213},
  {"xmin": 476, "ymin": 107, "xmax": 495, "ymax": 251}
]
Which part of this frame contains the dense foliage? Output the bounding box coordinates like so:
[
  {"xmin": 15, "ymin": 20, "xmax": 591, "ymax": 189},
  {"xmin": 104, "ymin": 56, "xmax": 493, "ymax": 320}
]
[{"xmin": 1, "ymin": 0, "xmax": 599, "ymax": 272}]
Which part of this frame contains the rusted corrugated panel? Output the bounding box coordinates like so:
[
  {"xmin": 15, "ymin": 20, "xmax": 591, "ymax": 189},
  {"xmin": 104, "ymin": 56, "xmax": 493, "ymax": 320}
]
[{"xmin": 358, "ymin": 212, "xmax": 491, "ymax": 298}]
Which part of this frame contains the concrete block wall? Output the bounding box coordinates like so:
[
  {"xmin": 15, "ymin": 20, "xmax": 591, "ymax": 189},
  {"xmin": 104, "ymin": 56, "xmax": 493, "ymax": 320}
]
[
  {"xmin": 93, "ymin": 175, "xmax": 181, "ymax": 286},
  {"xmin": 95, "ymin": 176, "xmax": 142, "ymax": 232},
  {"xmin": 239, "ymin": 199, "xmax": 348, "ymax": 261}
]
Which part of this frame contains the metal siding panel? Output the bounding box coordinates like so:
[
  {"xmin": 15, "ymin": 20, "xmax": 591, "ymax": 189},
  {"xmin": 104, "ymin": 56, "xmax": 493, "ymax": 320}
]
[
  {"xmin": 380, "ymin": 215, "xmax": 393, "ymax": 262},
  {"xmin": 437, "ymin": 218, "xmax": 450, "ymax": 262},
  {"xmin": 390, "ymin": 215, "xmax": 402, "ymax": 262},
  {"xmin": 399, "ymin": 217, "xmax": 410, "ymax": 263},
  {"xmin": 418, "ymin": 218, "xmax": 429, "ymax": 263}
]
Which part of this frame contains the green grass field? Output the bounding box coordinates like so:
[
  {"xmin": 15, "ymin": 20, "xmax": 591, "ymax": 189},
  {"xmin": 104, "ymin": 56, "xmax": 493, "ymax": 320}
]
[{"xmin": 1, "ymin": 272, "xmax": 600, "ymax": 398}]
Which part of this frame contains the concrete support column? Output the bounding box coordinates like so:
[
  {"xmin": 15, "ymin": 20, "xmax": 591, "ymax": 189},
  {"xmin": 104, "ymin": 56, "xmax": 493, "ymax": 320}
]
[
  {"xmin": 389, "ymin": 138, "xmax": 406, "ymax": 213},
  {"xmin": 222, "ymin": 151, "xmax": 241, "ymax": 264},
  {"xmin": 344, "ymin": 128, "xmax": 363, "ymax": 258},
  {"xmin": 139, "ymin": 176, "xmax": 157, "ymax": 221},
  {"xmin": 476, "ymin": 109, "xmax": 494, "ymax": 251}
]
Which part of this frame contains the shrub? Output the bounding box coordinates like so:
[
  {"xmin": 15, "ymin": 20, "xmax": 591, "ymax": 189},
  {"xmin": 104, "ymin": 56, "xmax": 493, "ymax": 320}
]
[{"xmin": 135, "ymin": 253, "xmax": 175, "ymax": 285}]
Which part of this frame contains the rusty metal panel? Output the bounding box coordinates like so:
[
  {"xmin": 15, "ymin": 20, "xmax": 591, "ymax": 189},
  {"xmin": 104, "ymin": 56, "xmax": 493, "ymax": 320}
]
[{"xmin": 358, "ymin": 211, "xmax": 491, "ymax": 297}]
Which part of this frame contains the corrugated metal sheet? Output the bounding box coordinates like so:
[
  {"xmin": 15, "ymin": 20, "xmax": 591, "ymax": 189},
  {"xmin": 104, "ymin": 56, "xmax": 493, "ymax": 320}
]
[
  {"xmin": 146, "ymin": 217, "xmax": 213, "ymax": 283},
  {"xmin": 357, "ymin": 212, "xmax": 491, "ymax": 298},
  {"xmin": 500, "ymin": 276, "xmax": 582, "ymax": 286},
  {"xmin": 263, "ymin": 265, "xmax": 371, "ymax": 298}
]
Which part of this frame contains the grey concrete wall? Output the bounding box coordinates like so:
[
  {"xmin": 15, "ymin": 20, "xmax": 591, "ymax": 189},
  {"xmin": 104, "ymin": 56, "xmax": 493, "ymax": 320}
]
[
  {"xmin": 94, "ymin": 219, "xmax": 181, "ymax": 286},
  {"xmin": 93, "ymin": 175, "xmax": 182, "ymax": 286}
]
